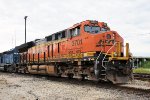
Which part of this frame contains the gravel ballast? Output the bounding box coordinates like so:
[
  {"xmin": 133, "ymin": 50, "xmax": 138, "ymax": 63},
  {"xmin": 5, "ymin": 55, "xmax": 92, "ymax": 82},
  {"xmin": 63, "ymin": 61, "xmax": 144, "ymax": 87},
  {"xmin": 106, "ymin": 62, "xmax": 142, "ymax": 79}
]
[{"xmin": 0, "ymin": 72, "xmax": 150, "ymax": 100}]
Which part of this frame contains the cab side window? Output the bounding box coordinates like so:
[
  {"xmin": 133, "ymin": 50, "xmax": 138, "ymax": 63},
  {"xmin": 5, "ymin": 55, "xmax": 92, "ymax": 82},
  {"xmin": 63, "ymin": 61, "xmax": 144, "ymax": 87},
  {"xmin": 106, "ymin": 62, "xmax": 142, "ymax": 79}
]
[{"xmin": 69, "ymin": 26, "xmax": 80, "ymax": 38}]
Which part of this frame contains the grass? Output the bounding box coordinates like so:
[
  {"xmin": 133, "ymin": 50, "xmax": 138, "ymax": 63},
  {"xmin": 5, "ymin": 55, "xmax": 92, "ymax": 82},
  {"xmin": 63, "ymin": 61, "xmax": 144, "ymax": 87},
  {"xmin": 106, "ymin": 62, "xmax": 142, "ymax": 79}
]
[
  {"xmin": 142, "ymin": 61, "xmax": 150, "ymax": 68},
  {"xmin": 133, "ymin": 68, "xmax": 150, "ymax": 74},
  {"xmin": 133, "ymin": 61, "xmax": 150, "ymax": 74}
]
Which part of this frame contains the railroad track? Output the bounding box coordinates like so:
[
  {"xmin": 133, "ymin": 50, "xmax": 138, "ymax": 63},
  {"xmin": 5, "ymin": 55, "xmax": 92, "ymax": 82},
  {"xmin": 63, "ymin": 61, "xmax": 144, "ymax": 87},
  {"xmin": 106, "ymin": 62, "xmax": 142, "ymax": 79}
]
[
  {"xmin": 134, "ymin": 73, "xmax": 150, "ymax": 81},
  {"xmin": 0, "ymin": 70, "xmax": 150, "ymax": 93},
  {"xmin": 1, "ymin": 71, "xmax": 150, "ymax": 99}
]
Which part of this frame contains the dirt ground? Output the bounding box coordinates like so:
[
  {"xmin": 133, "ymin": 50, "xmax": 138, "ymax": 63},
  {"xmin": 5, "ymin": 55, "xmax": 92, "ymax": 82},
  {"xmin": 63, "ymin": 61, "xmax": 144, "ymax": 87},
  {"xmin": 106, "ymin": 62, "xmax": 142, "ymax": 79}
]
[{"xmin": 0, "ymin": 72, "xmax": 150, "ymax": 100}]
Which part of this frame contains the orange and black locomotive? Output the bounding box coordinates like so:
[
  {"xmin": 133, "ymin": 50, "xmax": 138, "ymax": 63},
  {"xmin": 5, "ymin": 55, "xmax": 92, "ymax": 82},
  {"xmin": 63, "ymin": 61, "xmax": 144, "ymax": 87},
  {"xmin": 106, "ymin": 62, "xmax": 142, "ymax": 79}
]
[{"xmin": 0, "ymin": 20, "xmax": 132, "ymax": 84}]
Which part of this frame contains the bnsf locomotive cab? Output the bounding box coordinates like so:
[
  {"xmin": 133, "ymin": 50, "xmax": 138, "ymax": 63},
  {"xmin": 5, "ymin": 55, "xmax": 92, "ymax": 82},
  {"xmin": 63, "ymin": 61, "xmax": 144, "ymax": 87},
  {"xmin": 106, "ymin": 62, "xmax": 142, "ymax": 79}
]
[{"xmin": 67, "ymin": 20, "xmax": 125, "ymax": 58}]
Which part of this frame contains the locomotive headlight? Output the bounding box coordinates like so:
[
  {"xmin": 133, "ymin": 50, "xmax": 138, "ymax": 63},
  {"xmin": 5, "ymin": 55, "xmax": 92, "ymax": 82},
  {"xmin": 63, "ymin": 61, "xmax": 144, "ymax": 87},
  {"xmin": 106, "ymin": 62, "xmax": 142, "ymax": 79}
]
[
  {"xmin": 106, "ymin": 34, "xmax": 111, "ymax": 39},
  {"xmin": 113, "ymin": 33, "xmax": 115, "ymax": 39},
  {"xmin": 113, "ymin": 52, "xmax": 117, "ymax": 57},
  {"xmin": 104, "ymin": 23, "xmax": 107, "ymax": 27}
]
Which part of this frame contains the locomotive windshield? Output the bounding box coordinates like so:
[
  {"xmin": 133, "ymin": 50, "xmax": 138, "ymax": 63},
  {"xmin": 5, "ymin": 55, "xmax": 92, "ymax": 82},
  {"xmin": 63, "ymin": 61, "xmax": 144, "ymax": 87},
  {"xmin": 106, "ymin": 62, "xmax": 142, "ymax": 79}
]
[
  {"xmin": 84, "ymin": 25, "xmax": 100, "ymax": 34},
  {"xmin": 84, "ymin": 24, "xmax": 109, "ymax": 34}
]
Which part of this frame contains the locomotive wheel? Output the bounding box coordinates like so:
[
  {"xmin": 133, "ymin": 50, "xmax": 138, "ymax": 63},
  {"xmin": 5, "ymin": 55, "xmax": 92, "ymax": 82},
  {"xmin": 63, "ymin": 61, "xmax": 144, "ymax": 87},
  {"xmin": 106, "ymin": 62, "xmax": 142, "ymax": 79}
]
[
  {"xmin": 78, "ymin": 74, "xmax": 85, "ymax": 81},
  {"xmin": 67, "ymin": 73, "xmax": 74, "ymax": 79},
  {"xmin": 15, "ymin": 68, "xmax": 19, "ymax": 73},
  {"xmin": 24, "ymin": 69, "xmax": 26, "ymax": 74},
  {"xmin": 4, "ymin": 66, "xmax": 7, "ymax": 72}
]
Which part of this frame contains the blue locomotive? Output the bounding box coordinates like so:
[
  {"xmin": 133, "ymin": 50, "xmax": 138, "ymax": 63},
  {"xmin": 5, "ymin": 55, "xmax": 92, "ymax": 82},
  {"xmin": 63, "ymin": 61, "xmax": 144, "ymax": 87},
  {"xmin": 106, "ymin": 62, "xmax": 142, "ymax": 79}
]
[
  {"xmin": 0, "ymin": 41, "xmax": 35, "ymax": 72},
  {"xmin": 0, "ymin": 48, "xmax": 20, "ymax": 72}
]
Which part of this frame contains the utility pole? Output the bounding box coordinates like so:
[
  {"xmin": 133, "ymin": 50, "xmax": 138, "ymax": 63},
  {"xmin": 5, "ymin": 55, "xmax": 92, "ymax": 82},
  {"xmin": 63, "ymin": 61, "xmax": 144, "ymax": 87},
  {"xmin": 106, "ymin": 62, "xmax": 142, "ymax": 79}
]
[{"xmin": 24, "ymin": 16, "xmax": 28, "ymax": 43}]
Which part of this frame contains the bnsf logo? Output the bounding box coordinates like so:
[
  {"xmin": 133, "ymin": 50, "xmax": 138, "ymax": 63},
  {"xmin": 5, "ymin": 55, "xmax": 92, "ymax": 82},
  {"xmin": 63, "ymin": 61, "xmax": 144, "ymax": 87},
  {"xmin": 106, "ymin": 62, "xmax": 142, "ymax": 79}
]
[{"xmin": 96, "ymin": 39, "xmax": 115, "ymax": 47}]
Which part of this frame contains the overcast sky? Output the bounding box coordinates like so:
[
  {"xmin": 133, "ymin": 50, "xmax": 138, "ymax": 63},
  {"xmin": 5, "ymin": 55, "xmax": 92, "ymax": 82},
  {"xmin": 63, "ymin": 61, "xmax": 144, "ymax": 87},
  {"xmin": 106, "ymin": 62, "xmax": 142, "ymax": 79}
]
[{"xmin": 0, "ymin": 0, "xmax": 150, "ymax": 56}]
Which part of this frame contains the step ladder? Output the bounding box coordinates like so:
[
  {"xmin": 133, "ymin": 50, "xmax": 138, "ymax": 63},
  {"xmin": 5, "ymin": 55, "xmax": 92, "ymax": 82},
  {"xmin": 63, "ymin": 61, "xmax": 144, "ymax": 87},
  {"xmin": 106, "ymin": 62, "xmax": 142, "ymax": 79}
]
[
  {"xmin": 100, "ymin": 57, "xmax": 109, "ymax": 79},
  {"xmin": 100, "ymin": 42, "xmax": 116, "ymax": 79},
  {"xmin": 95, "ymin": 52, "xmax": 108, "ymax": 79}
]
